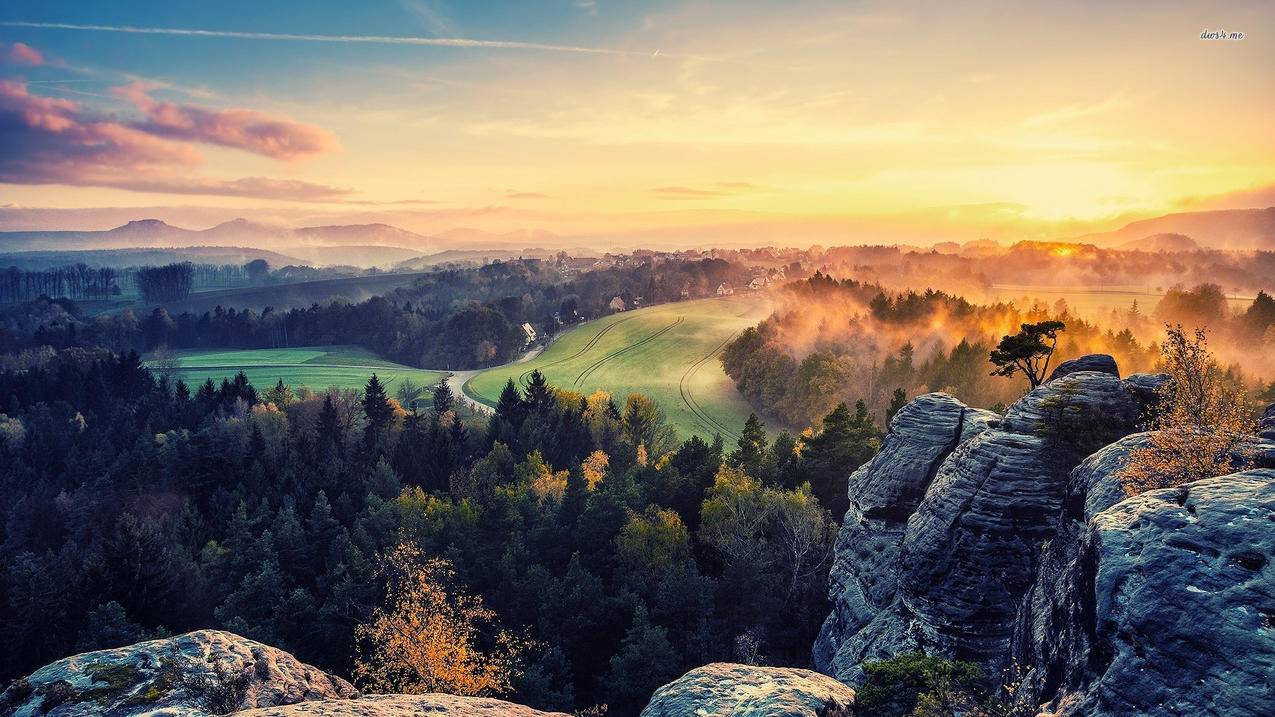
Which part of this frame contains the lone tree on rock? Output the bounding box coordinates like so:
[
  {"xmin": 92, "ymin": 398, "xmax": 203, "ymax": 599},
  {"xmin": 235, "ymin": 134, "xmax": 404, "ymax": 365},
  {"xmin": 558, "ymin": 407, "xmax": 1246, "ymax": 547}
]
[{"xmin": 989, "ymin": 320, "xmax": 1066, "ymax": 388}]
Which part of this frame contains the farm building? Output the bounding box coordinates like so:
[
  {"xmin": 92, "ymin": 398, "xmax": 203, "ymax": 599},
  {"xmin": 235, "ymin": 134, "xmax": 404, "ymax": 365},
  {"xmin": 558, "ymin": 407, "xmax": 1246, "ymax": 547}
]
[
  {"xmin": 609, "ymin": 296, "xmax": 627, "ymax": 311},
  {"xmin": 716, "ymin": 283, "xmax": 734, "ymax": 296},
  {"xmin": 521, "ymin": 322, "xmax": 537, "ymax": 343}
]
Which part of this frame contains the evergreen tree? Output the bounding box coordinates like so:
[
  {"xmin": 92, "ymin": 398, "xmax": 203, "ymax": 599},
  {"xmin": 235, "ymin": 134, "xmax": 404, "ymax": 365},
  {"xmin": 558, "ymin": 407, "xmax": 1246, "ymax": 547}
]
[
  {"xmin": 730, "ymin": 413, "xmax": 767, "ymax": 476},
  {"xmin": 317, "ymin": 393, "xmax": 344, "ymax": 457},
  {"xmin": 606, "ymin": 606, "xmax": 681, "ymax": 714},
  {"xmin": 524, "ymin": 370, "xmax": 554, "ymax": 416},
  {"xmin": 886, "ymin": 388, "xmax": 908, "ymax": 425},
  {"xmin": 801, "ymin": 401, "xmax": 879, "ymax": 517},
  {"xmin": 432, "ymin": 381, "xmax": 455, "ymax": 415},
  {"xmin": 362, "ymin": 374, "xmax": 394, "ymax": 457}
]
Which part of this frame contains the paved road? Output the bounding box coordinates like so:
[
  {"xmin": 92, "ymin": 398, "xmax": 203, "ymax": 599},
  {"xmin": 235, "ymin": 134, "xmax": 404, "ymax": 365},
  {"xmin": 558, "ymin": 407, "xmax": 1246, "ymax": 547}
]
[{"xmin": 445, "ymin": 342, "xmax": 546, "ymax": 415}]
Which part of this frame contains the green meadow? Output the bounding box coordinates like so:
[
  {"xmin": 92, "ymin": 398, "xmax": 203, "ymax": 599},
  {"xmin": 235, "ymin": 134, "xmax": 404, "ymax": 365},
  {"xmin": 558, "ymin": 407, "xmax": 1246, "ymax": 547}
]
[
  {"xmin": 466, "ymin": 294, "xmax": 772, "ymax": 441},
  {"xmin": 154, "ymin": 345, "xmax": 446, "ymax": 395}
]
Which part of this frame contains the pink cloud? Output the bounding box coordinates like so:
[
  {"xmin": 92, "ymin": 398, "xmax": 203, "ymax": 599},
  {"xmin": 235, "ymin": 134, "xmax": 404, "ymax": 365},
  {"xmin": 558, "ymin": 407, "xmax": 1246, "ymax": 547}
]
[
  {"xmin": 1, "ymin": 42, "xmax": 45, "ymax": 66},
  {"xmin": 0, "ymin": 81, "xmax": 349, "ymax": 201},
  {"xmin": 112, "ymin": 81, "xmax": 341, "ymax": 160}
]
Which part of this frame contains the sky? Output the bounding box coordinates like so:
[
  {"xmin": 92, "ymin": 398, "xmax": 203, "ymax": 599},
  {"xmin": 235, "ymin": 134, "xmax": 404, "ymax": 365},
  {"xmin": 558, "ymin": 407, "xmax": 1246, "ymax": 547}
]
[{"xmin": 0, "ymin": 0, "xmax": 1273, "ymax": 244}]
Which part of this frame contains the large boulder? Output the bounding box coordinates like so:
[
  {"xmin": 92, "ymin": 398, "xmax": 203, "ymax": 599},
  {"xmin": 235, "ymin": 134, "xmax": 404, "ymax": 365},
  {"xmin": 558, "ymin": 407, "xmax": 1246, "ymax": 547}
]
[
  {"xmin": 1024, "ymin": 470, "xmax": 1275, "ymax": 717},
  {"xmin": 1047, "ymin": 354, "xmax": 1118, "ymax": 382},
  {"xmin": 813, "ymin": 393, "xmax": 998, "ymax": 675},
  {"xmin": 240, "ymin": 694, "xmax": 571, "ymax": 716},
  {"xmin": 815, "ymin": 360, "xmax": 1145, "ymax": 685},
  {"xmin": 640, "ymin": 663, "xmax": 854, "ymax": 717},
  {"xmin": 0, "ymin": 630, "xmax": 356, "ymax": 717}
]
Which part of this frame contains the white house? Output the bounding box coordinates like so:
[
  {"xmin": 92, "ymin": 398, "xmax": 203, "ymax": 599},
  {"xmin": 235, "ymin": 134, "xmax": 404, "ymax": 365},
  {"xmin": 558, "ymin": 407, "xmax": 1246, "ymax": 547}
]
[
  {"xmin": 716, "ymin": 283, "xmax": 734, "ymax": 296},
  {"xmin": 521, "ymin": 322, "xmax": 537, "ymax": 343}
]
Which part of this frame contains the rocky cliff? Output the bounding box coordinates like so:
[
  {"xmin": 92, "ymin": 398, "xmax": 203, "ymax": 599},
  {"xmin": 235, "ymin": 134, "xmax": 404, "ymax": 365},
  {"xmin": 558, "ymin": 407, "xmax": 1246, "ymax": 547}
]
[
  {"xmin": 815, "ymin": 353, "xmax": 1275, "ymax": 716},
  {"xmin": 814, "ymin": 359, "xmax": 1151, "ymax": 683}
]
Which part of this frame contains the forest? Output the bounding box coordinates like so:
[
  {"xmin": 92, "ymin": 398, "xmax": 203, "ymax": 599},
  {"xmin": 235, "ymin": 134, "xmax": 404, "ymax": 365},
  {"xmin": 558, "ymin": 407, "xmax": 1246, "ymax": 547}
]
[
  {"xmin": 0, "ymin": 257, "xmax": 754, "ymax": 370},
  {"xmin": 0, "ymin": 348, "xmax": 879, "ymax": 715},
  {"xmin": 721, "ymin": 273, "xmax": 1275, "ymax": 429}
]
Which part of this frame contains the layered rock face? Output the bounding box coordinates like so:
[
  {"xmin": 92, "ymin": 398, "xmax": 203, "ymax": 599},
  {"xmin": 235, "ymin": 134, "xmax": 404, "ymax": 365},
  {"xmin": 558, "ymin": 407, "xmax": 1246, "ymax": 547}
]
[
  {"xmin": 639, "ymin": 663, "xmax": 854, "ymax": 717},
  {"xmin": 1021, "ymin": 470, "xmax": 1275, "ymax": 717},
  {"xmin": 814, "ymin": 357, "xmax": 1151, "ymax": 684},
  {"xmin": 0, "ymin": 630, "xmax": 356, "ymax": 716},
  {"xmin": 813, "ymin": 393, "xmax": 999, "ymax": 675}
]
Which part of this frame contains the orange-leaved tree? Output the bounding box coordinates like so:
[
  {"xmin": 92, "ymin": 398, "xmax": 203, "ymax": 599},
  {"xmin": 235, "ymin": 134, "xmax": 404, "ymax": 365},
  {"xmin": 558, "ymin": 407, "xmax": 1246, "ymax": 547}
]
[
  {"xmin": 1120, "ymin": 325, "xmax": 1256, "ymax": 495},
  {"xmin": 354, "ymin": 543, "xmax": 526, "ymax": 696}
]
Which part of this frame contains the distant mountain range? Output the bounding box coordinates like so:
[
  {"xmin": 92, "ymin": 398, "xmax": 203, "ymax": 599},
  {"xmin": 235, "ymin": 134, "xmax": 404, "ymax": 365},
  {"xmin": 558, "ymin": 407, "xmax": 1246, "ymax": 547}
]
[
  {"xmin": 1072, "ymin": 207, "xmax": 1275, "ymax": 250},
  {"xmin": 1, "ymin": 207, "xmax": 1272, "ymax": 259},
  {"xmin": 0, "ymin": 218, "xmax": 571, "ymax": 255}
]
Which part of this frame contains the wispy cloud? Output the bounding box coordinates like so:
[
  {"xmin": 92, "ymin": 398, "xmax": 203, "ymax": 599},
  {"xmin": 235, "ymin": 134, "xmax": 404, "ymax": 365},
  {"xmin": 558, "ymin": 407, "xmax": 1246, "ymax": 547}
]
[
  {"xmin": 112, "ymin": 81, "xmax": 341, "ymax": 160},
  {"xmin": 0, "ymin": 79, "xmax": 348, "ymax": 201},
  {"xmin": 0, "ymin": 41, "xmax": 44, "ymax": 66},
  {"xmin": 0, "ymin": 20, "xmax": 668, "ymax": 58},
  {"xmin": 651, "ymin": 182, "xmax": 770, "ymax": 200},
  {"xmin": 507, "ymin": 191, "xmax": 549, "ymax": 199}
]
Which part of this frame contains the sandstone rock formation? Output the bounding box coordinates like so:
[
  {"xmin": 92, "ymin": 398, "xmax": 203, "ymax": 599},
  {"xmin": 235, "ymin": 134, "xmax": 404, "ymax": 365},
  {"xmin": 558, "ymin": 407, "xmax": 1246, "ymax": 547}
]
[
  {"xmin": 1047, "ymin": 354, "xmax": 1119, "ymax": 382},
  {"xmin": 813, "ymin": 393, "xmax": 998, "ymax": 676},
  {"xmin": 639, "ymin": 663, "xmax": 854, "ymax": 717},
  {"xmin": 240, "ymin": 694, "xmax": 571, "ymax": 716},
  {"xmin": 0, "ymin": 630, "xmax": 355, "ymax": 717},
  {"xmin": 1020, "ymin": 470, "xmax": 1275, "ymax": 717},
  {"xmin": 815, "ymin": 358, "xmax": 1148, "ymax": 684}
]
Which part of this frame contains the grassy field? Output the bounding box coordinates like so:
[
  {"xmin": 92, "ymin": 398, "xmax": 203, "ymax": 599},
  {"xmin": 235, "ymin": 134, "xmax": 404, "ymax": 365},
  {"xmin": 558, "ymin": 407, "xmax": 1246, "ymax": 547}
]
[
  {"xmin": 465, "ymin": 294, "xmax": 772, "ymax": 441},
  {"xmin": 153, "ymin": 345, "xmax": 445, "ymax": 395}
]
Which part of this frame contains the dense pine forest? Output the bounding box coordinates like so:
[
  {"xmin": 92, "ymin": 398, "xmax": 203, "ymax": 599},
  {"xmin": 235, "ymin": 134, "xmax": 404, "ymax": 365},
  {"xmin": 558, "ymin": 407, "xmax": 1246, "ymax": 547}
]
[{"xmin": 0, "ymin": 348, "xmax": 876, "ymax": 714}]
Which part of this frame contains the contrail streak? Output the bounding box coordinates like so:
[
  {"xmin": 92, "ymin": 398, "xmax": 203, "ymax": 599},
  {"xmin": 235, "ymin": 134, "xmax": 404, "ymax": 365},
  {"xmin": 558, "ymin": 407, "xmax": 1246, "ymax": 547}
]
[{"xmin": 0, "ymin": 20, "xmax": 659, "ymax": 57}]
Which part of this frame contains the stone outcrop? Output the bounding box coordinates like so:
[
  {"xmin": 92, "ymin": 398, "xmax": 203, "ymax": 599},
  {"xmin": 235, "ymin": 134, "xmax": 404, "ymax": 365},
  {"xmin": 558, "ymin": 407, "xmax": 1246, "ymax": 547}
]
[
  {"xmin": 1047, "ymin": 353, "xmax": 1119, "ymax": 382},
  {"xmin": 813, "ymin": 393, "xmax": 998, "ymax": 677},
  {"xmin": 241, "ymin": 694, "xmax": 571, "ymax": 716},
  {"xmin": 1260, "ymin": 402, "xmax": 1275, "ymax": 440},
  {"xmin": 1020, "ymin": 470, "xmax": 1275, "ymax": 717},
  {"xmin": 815, "ymin": 358, "xmax": 1147, "ymax": 685},
  {"xmin": 639, "ymin": 663, "xmax": 854, "ymax": 717},
  {"xmin": 0, "ymin": 630, "xmax": 356, "ymax": 717}
]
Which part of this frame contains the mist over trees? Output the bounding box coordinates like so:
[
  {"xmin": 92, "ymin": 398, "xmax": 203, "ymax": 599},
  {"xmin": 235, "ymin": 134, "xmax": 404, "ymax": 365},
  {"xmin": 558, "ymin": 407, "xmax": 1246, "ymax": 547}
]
[{"xmin": 720, "ymin": 273, "xmax": 1275, "ymax": 429}]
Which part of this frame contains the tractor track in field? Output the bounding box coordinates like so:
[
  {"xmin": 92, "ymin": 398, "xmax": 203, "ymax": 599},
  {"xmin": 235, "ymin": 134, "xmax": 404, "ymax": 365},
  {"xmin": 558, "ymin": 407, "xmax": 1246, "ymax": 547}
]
[
  {"xmin": 517, "ymin": 314, "xmax": 639, "ymax": 387},
  {"xmin": 678, "ymin": 330, "xmax": 743, "ymax": 441},
  {"xmin": 573, "ymin": 316, "xmax": 685, "ymax": 387}
]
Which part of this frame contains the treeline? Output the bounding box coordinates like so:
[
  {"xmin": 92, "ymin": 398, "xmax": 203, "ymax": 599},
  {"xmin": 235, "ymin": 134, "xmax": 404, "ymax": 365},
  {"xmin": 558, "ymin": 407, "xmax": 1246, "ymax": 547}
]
[
  {"xmin": 721, "ymin": 273, "xmax": 1173, "ymax": 428},
  {"xmin": 0, "ymin": 264, "xmax": 120, "ymax": 303},
  {"xmin": 3, "ymin": 258, "xmax": 754, "ymax": 370},
  {"xmin": 135, "ymin": 263, "xmax": 195, "ymax": 303},
  {"xmin": 0, "ymin": 349, "xmax": 879, "ymax": 715}
]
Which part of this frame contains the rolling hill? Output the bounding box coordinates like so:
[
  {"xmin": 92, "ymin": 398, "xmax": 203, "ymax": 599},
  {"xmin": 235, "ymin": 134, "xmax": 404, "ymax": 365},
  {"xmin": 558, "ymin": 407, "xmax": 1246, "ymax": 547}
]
[
  {"xmin": 465, "ymin": 294, "xmax": 772, "ymax": 441},
  {"xmin": 1074, "ymin": 207, "xmax": 1275, "ymax": 250}
]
